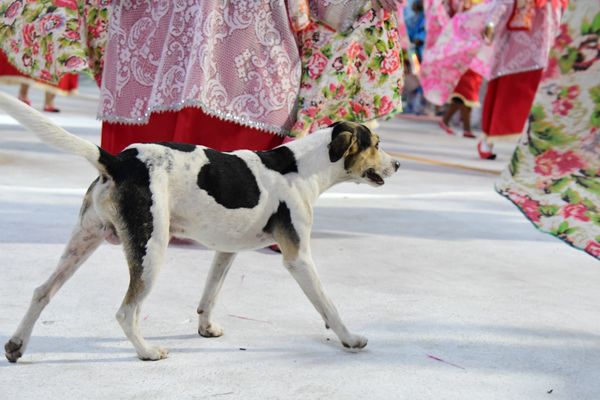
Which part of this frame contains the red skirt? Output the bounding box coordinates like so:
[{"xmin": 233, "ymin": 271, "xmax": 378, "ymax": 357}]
[
  {"xmin": 482, "ymin": 69, "xmax": 543, "ymax": 136},
  {"xmin": 0, "ymin": 50, "xmax": 79, "ymax": 94},
  {"xmin": 451, "ymin": 69, "xmax": 483, "ymax": 107},
  {"xmin": 101, "ymin": 107, "xmax": 286, "ymax": 154}
]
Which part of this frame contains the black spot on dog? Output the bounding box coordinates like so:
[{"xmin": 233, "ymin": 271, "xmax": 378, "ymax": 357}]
[
  {"xmin": 156, "ymin": 142, "xmax": 197, "ymax": 152},
  {"xmin": 197, "ymin": 149, "xmax": 260, "ymax": 209},
  {"xmin": 255, "ymin": 146, "xmax": 298, "ymax": 175},
  {"xmin": 98, "ymin": 148, "xmax": 154, "ymax": 291},
  {"xmin": 330, "ymin": 121, "xmax": 372, "ymax": 151},
  {"xmin": 263, "ymin": 202, "xmax": 300, "ymax": 246}
]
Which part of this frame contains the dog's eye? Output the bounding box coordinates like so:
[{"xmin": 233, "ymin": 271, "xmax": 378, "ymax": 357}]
[{"xmin": 375, "ymin": 142, "xmax": 379, "ymax": 149}]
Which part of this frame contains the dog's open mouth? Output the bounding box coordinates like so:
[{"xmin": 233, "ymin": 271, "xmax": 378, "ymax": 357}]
[{"xmin": 364, "ymin": 168, "xmax": 384, "ymax": 185}]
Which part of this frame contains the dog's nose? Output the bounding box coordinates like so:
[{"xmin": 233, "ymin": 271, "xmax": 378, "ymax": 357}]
[{"xmin": 393, "ymin": 160, "xmax": 401, "ymax": 171}]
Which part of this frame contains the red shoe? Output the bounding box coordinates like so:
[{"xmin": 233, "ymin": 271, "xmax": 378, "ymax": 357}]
[
  {"xmin": 463, "ymin": 131, "xmax": 476, "ymax": 139},
  {"xmin": 43, "ymin": 105, "xmax": 60, "ymax": 113},
  {"xmin": 477, "ymin": 141, "xmax": 496, "ymax": 160},
  {"xmin": 438, "ymin": 120, "xmax": 454, "ymax": 135},
  {"xmin": 18, "ymin": 97, "xmax": 31, "ymax": 106}
]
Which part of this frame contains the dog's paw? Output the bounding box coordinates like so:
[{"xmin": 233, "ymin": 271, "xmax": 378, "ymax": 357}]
[
  {"xmin": 198, "ymin": 322, "xmax": 224, "ymax": 338},
  {"xmin": 138, "ymin": 346, "xmax": 169, "ymax": 361},
  {"xmin": 341, "ymin": 334, "xmax": 368, "ymax": 352},
  {"xmin": 5, "ymin": 337, "xmax": 24, "ymax": 363}
]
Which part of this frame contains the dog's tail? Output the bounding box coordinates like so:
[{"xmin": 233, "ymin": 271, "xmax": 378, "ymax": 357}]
[{"xmin": 0, "ymin": 91, "xmax": 112, "ymax": 172}]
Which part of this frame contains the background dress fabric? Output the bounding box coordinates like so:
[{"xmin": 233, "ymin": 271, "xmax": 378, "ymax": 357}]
[
  {"xmin": 290, "ymin": 5, "xmax": 404, "ymax": 137},
  {"xmin": 420, "ymin": 0, "xmax": 560, "ymax": 106},
  {"xmin": 98, "ymin": 1, "xmax": 303, "ymax": 153},
  {"xmin": 0, "ymin": 0, "xmax": 110, "ymax": 85},
  {"xmin": 99, "ymin": 1, "xmax": 301, "ymax": 134},
  {"xmin": 496, "ymin": 1, "xmax": 600, "ymax": 260},
  {"xmin": 0, "ymin": 49, "xmax": 78, "ymax": 96}
]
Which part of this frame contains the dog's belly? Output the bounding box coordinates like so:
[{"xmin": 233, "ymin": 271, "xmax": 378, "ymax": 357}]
[{"xmin": 169, "ymin": 207, "xmax": 275, "ymax": 252}]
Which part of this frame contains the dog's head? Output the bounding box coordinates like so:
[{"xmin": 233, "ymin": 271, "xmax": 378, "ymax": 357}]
[{"xmin": 328, "ymin": 121, "xmax": 400, "ymax": 186}]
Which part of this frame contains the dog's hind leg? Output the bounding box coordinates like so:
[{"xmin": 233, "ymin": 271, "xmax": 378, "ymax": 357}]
[
  {"xmin": 280, "ymin": 241, "xmax": 368, "ymax": 352},
  {"xmin": 4, "ymin": 204, "xmax": 104, "ymax": 363},
  {"xmin": 115, "ymin": 189, "xmax": 171, "ymax": 361},
  {"xmin": 197, "ymin": 252, "xmax": 236, "ymax": 338}
]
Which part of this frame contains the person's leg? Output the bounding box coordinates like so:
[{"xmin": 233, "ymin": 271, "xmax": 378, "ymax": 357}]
[
  {"xmin": 44, "ymin": 92, "xmax": 60, "ymax": 112},
  {"xmin": 439, "ymin": 99, "xmax": 460, "ymax": 134},
  {"xmin": 459, "ymin": 104, "xmax": 475, "ymax": 138},
  {"xmin": 18, "ymin": 84, "xmax": 30, "ymax": 105}
]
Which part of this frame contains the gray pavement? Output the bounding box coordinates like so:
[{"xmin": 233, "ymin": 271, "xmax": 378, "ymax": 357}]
[{"xmin": 0, "ymin": 83, "xmax": 598, "ymax": 400}]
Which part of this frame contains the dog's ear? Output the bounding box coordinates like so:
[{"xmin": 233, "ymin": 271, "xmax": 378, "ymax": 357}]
[{"xmin": 328, "ymin": 130, "xmax": 356, "ymax": 162}]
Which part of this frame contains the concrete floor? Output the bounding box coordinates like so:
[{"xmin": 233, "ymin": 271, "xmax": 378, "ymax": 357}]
[{"xmin": 0, "ymin": 84, "xmax": 598, "ymax": 400}]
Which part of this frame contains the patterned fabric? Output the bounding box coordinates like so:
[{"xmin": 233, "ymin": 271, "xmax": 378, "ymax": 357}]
[
  {"xmin": 290, "ymin": 7, "xmax": 404, "ymax": 137},
  {"xmin": 421, "ymin": 0, "xmax": 560, "ymax": 106},
  {"xmin": 496, "ymin": 1, "xmax": 600, "ymax": 260},
  {"xmin": 0, "ymin": 0, "xmax": 110, "ymax": 84},
  {"xmin": 99, "ymin": 1, "xmax": 301, "ymax": 134}
]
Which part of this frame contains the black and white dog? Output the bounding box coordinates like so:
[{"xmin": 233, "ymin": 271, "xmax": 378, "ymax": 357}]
[{"xmin": 0, "ymin": 92, "xmax": 400, "ymax": 362}]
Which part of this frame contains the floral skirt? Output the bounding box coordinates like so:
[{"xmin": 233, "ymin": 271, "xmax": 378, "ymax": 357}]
[
  {"xmin": 0, "ymin": 0, "xmax": 110, "ymax": 85},
  {"xmin": 496, "ymin": 2, "xmax": 600, "ymax": 260},
  {"xmin": 290, "ymin": 7, "xmax": 404, "ymax": 136},
  {"xmin": 0, "ymin": 50, "xmax": 78, "ymax": 95}
]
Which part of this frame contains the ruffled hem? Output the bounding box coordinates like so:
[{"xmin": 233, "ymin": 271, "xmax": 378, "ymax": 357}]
[{"xmin": 97, "ymin": 99, "xmax": 292, "ymax": 137}]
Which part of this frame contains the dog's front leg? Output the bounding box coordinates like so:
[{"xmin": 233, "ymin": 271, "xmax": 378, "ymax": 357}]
[
  {"xmin": 282, "ymin": 247, "xmax": 367, "ymax": 351},
  {"xmin": 197, "ymin": 251, "xmax": 236, "ymax": 338}
]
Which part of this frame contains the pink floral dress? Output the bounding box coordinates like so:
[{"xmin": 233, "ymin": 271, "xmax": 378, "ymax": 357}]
[
  {"xmin": 496, "ymin": 1, "xmax": 600, "ymax": 260},
  {"xmin": 290, "ymin": 6, "xmax": 404, "ymax": 137},
  {"xmin": 0, "ymin": 0, "xmax": 110, "ymax": 85}
]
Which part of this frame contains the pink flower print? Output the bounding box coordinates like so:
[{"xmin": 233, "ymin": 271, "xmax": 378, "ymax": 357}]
[
  {"xmin": 307, "ymin": 52, "xmax": 328, "ymax": 79},
  {"xmin": 378, "ymin": 96, "xmax": 394, "ymax": 115},
  {"xmin": 305, "ymin": 106, "xmax": 319, "ymax": 118},
  {"xmin": 10, "ymin": 40, "xmax": 19, "ymax": 53},
  {"xmin": 32, "ymin": 41, "xmax": 40, "ymax": 55},
  {"xmin": 552, "ymin": 98, "xmax": 573, "ymax": 116},
  {"xmin": 317, "ymin": 116, "xmax": 334, "ymax": 127},
  {"xmin": 542, "ymin": 57, "xmax": 560, "ymax": 81},
  {"xmin": 39, "ymin": 14, "xmax": 65, "ymax": 34},
  {"xmin": 534, "ymin": 150, "xmax": 561, "ymax": 176},
  {"xmin": 52, "ymin": 0, "xmax": 77, "ymax": 9},
  {"xmin": 556, "ymin": 151, "xmax": 586, "ymax": 175},
  {"xmin": 4, "ymin": 1, "xmax": 23, "ymax": 23},
  {"xmin": 534, "ymin": 150, "xmax": 586, "ymax": 177},
  {"xmin": 39, "ymin": 69, "xmax": 52, "ymax": 82},
  {"xmin": 380, "ymin": 49, "xmax": 401, "ymax": 74},
  {"xmin": 336, "ymin": 107, "xmax": 348, "ymax": 118},
  {"xmin": 22, "ymin": 53, "xmax": 32, "ymax": 68},
  {"xmin": 555, "ymin": 23, "xmax": 572, "ymax": 50},
  {"xmin": 332, "ymin": 56, "xmax": 344, "ymax": 73},
  {"xmin": 22, "ymin": 23, "xmax": 36, "ymax": 46},
  {"xmin": 64, "ymin": 29, "xmax": 81, "ymax": 41},
  {"xmin": 585, "ymin": 241, "xmax": 600, "ymax": 258},
  {"xmin": 562, "ymin": 204, "xmax": 590, "ymax": 222},
  {"xmin": 65, "ymin": 56, "xmax": 86, "ymax": 69},
  {"xmin": 566, "ymin": 85, "xmax": 580, "ymax": 100},
  {"xmin": 347, "ymin": 42, "xmax": 364, "ymax": 60},
  {"xmin": 520, "ymin": 198, "xmax": 542, "ymax": 222}
]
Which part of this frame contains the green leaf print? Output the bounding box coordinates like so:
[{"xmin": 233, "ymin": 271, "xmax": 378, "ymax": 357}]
[
  {"xmin": 591, "ymin": 12, "xmax": 600, "ymax": 33},
  {"xmin": 540, "ymin": 204, "xmax": 560, "ymax": 217},
  {"xmin": 547, "ymin": 177, "xmax": 570, "ymax": 193},
  {"xmin": 562, "ymin": 188, "xmax": 582, "ymax": 204},
  {"xmin": 531, "ymin": 120, "xmax": 576, "ymax": 146},
  {"xmin": 375, "ymin": 40, "xmax": 387, "ymax": 53},
  {"xmin": 559, "ymin": 48, "xmax": 578, "ymax": 74},
  {"xmin": 509, "ymin": 146, "xmax": 522, "ymax": 176},
  {"xmin": 574, "ymin": 176, "xmax": 600, "ymax": 196}
]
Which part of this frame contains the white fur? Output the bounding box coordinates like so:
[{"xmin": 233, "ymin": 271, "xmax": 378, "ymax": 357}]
[{"xmin": 2, "ymin": 94, "xmax": 400, "ymax": 362}]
